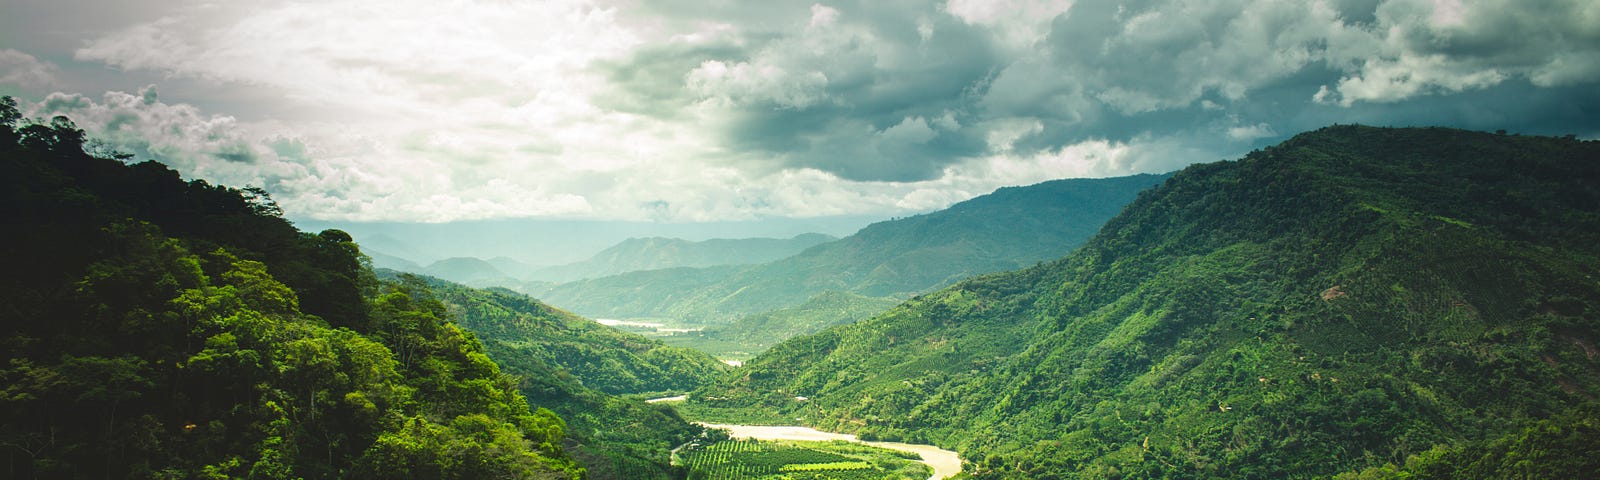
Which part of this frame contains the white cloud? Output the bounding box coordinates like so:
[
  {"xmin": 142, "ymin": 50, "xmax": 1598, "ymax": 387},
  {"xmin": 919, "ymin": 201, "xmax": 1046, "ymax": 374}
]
[
  {"xmin": 1226, "ymin": 122, "xmax": 1277, "ymax": 142},
  {"xmin": 686, "ymin": 60, "xmax": 831, "ymax": 109},
  {"xmin": 7, "ymin": 0, "xmax": 1595, "ymax": 224},
  {"xmin": 943, "ymin": 0, "xmax": 1074, "ymax": 48},
  {"xmin": 1319, "ymin": 0, "xmax": 1600, "ymax": 105},
  {"xmin": 0, "ymin": 49, "xmax": 59, "ymax": 92},
  {"xmin": 809, "ymin": 3, "xmax": 841, "ymax": 29}
]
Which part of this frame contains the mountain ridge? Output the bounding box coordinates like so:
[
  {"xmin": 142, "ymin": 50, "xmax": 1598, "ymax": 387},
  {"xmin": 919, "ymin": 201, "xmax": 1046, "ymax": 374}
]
[
  {"xmin": 538, "ymin": 173, "xmax": 1172, "ymax": 324},
  {"xmin": 527, "ymin": 233, "xmax": 836, "ymax": 283},
  {"xmin": 693, "ymin": 125, "xmax": 1600, "ymax": 478}
]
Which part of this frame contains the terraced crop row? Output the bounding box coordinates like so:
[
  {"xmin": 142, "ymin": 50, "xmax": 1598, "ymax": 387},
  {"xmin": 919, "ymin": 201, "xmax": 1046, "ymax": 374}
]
[{"xmin": 681, "ymin": 440, "xmax": 890, "ymax": 480}]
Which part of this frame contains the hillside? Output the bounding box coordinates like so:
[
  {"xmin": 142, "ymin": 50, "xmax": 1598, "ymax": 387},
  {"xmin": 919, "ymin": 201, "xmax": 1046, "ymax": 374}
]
[
  {"xmin": 693, "ymin": 126, "xmax": 1600, "ymax": 478},
  {"xmin": 529, "ymin": 233, "xmax": 835, "ymax": 282},
  {"xmin": 539, "ymin": 173, "xmax": 1171, "ymax": 323},
  {"xmin": 378, "ymin": 272, "xmax": 725, "ymax": 479},
  {"xmin": 691, "ymin": 291, "xmax": 904, "ymax": 353},
  {"xmin": 0, "ymin": 104, "xmax": 582, "ymax": 478},
  {"xmin": 395, "ymin": 272, "xmax": 729, "ymax": 395}
]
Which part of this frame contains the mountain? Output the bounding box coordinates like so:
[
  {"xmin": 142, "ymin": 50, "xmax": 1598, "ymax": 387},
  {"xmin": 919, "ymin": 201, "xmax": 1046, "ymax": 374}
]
[
  {"xmin": 692, "ymin": 126, "xmax": 1600, "ymax": 478},
  {"xmin": 365, "ymin": 248, "xmax": 422, "ymax": 271},
  {"xmin": 693, "ymin": 291, "xmax": 904, "ymax": 352},
  {"xmin": 527, "ymin": 233, "xmax": 836, "ymax": 282},
  {"xmin": 379, "ymin": 272, "xmax": 727, "ymax": 479},
  {"xmin": 538, "ymin": 173, "xmax": 1171, "ymax": 324},
  {"xmin": 396, "ymin": 272, "xmax": 729, "ymax": 396},
  {"xmin": 532, "ymin": 265, "xmax": 749, "ymax": 320},
  {"xmin": 349, "ymin": 232, "xmax": 434, "ymax": 264},
  {"xmin": 422, "ymin": 256, "xmax": 514, "ymax": 284},
  {"xmin": 0, "ymin": 106, "xmax": 582, "ymax": 478},
  {"xmin": 486, "ymin": 255, "xmax": 537, "ymax": 278}
]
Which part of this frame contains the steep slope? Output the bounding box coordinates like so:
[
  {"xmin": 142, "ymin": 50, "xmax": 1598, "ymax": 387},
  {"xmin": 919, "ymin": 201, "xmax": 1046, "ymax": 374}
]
[
  {"xmin": 539, "ymin": 173, "xmax": 1170, "ymax": 323},
  {"xmin": 529, "ymin": 233, "xmax": 836, "ymax": 282},
  {"xmin": 693, "ymin": 291, "xmax": 904, "ymax": 351},
  {"xmin": 533, "ymin": 265, "xmax": 748, "ymax": 320},
  {"xmin": 376, "ymin": 273, "xmax": 721, "ymax": 479},
  {"xmin": 0, "ymin": 105, "xmax": 581, "ymax": 478},
  {"xmin": 695, "ymin": 126, "xmax": 1600, "ymax": 478},
  {"xmin": 397, "ymin": 272, "xmax": 729, "ymax": 395}
]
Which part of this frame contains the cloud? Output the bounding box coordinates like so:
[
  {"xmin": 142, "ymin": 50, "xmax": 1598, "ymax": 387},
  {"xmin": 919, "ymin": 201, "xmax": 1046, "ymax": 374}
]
[
  {"xmin": 0, "ymin": 49, "xmax": 59, "ymax": 93},
  {"xmin": 686, "ymin": 59, "xmax": 831, "ymax": 109},
  {"xmin": 1226, "ymin": 122, "xmax": 1277, "ymax": 142},
  {"xmin": 5, "ymin": 0, "xmax": 1595, "ymax": 224},
  {"xmin": 1316, "ymin": 0, "xmax": 1600, "ymax": 105}
]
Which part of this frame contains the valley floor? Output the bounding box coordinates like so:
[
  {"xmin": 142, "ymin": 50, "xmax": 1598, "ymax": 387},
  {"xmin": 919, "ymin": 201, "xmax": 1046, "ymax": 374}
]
[{"xmin": 696, "ymin": 422, "xmax": 962, "ymax": 480}]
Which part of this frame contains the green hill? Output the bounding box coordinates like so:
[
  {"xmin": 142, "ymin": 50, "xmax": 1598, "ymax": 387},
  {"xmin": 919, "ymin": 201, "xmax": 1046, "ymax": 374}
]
[
  {"xmin": 689, "ymin": 291, "xmax": 904, "ymax": 354},
  {"xmin": 539, "ymin": 173, "xmax": 1170, "ymax": 324},
  {"xmin": 693, "ymin": 126, "xmax": 1600, "ymax": 478},
  {"xmin": 532, "ymin": 265, "xmax": 748, "ymax": 320},
  {"xmin": 0, "ymin": 100, "xmax": 582, "ymax": 478},
  {"xmin": 378, "ymin": 273, "xmax": 723, "ymax": 479},
  {"xmin": 404, "ymin": 274, "xmax": 729, "ymax": 396}
]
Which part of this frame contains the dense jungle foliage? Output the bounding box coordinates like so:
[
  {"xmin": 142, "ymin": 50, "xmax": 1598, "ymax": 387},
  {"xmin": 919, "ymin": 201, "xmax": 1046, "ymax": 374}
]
[
  {"xmin": 694, "ymin": 126, "xmax": 1600, "ymax": 478},
  {"xmin": 405, "ymin": 275, "xmax": 727, "ymax": 396},
  {"xmin": 0, "ymin": 98, "xmax": 583, "ymax": 479},
  {"xmin": 396, "ymin": 273, "xmax": 728, "ymax": 479}
]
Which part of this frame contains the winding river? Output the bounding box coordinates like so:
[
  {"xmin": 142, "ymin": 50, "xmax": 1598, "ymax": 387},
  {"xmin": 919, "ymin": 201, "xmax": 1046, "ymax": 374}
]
[{"xmin": 695, "ymin": 422, "xmax": 962, "ymax": 480}]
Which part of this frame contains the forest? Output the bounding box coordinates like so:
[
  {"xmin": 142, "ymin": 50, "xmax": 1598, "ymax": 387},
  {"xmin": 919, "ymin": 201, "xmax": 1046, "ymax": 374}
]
[
  {"xmin": 0, "ymin": 97, "xmax": 584, "ymax": 478},
  {"xmin": 691, "ymin": 125, "xmax": 1600, "ymax": 478}
]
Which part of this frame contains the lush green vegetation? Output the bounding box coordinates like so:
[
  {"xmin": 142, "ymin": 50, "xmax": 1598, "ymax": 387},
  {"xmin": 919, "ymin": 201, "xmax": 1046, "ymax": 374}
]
[
  {"xmin": 701, "ymin": 292, "xmax": 904, "ymax": 349},
  {"xmin": 391, "ymin": 273, "xmax": 730, "ymax": 479},
  {"xmin": 679, "ymin": 439, "xmax": 929, "ymax": 480},
  {"xmin": 531, "ymin": 265, "xmax": 747, "ymax": 320},
  {"xmin": 407, "ymin": 275, "xmax": 727, "ymax": 396},
  {"xmin": 538, "ymin": 173, "xmax": 1169, "ymax": 325},
  {"xmin": 694, "ymin": 126, "xmax": 1600, "ymax": 478},
  {"xmin": 662, "ymin": 291, "xmax": 903, "ymax": 360},
  {"xmin": 0, "ymin": 98, "xmax": 581, "ymax": 478}
]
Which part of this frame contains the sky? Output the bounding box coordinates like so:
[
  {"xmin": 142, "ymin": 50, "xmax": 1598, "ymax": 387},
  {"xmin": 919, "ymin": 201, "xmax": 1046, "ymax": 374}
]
[{"xmin": 3, "ymin": 0, "xmax": 1599, "ymax": 230}]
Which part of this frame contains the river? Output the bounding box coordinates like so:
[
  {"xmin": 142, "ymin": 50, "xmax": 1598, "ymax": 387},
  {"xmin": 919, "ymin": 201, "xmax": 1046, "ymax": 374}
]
[{"xmin": 696, "ymin": 422, "xmax": 962, "ymax": 480}]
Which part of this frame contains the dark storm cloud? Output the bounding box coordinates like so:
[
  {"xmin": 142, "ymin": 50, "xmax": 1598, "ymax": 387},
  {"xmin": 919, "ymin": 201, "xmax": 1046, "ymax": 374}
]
[
  {"xmin": 603, "ymin": 0, "xmax": 1600, "ymax": 183},
  {"xmin": 606, "ymin": 0, "xmax": 1004, "ymax": 181},
  {"xmin": 592, "ymin": 41, "xmax": 752, "ymax": 119}
]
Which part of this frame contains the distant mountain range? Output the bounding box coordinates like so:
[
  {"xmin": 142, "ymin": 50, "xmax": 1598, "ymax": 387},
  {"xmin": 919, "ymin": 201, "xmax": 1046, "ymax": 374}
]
[
  {"xmin": 693, "ymin": 126, "xmax": 1600, "ymax": 478},
  {"xmin": 525, "ymin": 233, "xmax": 836, "ymax": 282},
  {"xmin": 364, "ymin": 233, "xmax": 836, "ymax": 286},
  {"xmin": 537, "ymin": 173, "xmax": 1172, "ymax": 324}
]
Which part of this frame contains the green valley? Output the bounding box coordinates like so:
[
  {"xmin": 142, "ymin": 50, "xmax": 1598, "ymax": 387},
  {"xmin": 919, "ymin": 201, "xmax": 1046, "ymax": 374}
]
[
  {"xmin": 8, "ymin": 95, "xmax": 1600, "ymax": 480},
  {"xmin": 377, "ymin": 273, "xmax": 729, "ymax": 478},
  {"xmin": 8, "ymin": 2, "xmax": 1599, "ymax": 479},
  {"xmin": 534, "ymin": 173, "xmax": 1172, "ymax": 360}
]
